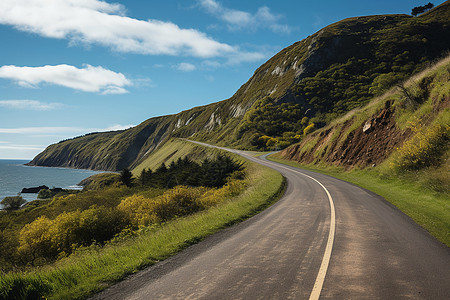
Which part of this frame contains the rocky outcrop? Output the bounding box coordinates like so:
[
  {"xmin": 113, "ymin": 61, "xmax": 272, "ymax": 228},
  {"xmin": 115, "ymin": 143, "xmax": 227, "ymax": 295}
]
[{"xmin": 21, "ymin": 185, "xmax": 49, "ymax": 193}]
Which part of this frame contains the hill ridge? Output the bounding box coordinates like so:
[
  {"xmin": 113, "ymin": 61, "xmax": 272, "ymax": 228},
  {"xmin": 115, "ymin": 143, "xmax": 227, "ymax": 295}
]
[{"xmin": 28, "ymin": 1, "xmax": 450, "ymax": 171}]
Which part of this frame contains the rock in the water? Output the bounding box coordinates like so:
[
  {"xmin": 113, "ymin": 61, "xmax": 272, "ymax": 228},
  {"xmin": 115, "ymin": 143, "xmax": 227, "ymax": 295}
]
[{"xmin": 21, "ymin": 185, "xmax": 49, "ymax": 193}]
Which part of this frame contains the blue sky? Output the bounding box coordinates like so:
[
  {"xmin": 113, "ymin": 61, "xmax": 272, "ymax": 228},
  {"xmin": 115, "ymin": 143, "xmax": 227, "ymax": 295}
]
[{"xmin": 0, "ymin": 0, "xmax": 445, "ymax": 159}]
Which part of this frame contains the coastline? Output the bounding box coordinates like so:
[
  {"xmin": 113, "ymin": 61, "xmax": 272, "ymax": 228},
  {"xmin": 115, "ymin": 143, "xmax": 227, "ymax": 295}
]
[{"xmin": 0, "ymin": 159, "xmax": 103, "ymax": 202}]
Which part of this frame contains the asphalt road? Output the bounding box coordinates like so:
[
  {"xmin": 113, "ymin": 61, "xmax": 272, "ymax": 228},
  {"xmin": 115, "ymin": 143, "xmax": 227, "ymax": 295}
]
[{"xmin": 93, "ymin": 146, "xmax": 450, "ymax": 299}]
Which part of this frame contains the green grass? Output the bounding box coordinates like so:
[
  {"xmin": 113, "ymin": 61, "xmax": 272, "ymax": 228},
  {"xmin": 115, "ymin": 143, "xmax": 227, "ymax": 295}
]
[
  {"xmin": 132, "ymin": 139, "xmax": 222, "ymax": 175},
  {"xmin": 0, "ymin": 160, "xmax": 285, "ymax": 300},
  {"xmin": 268, "ymin": 155, "xmax": 449, "ymax": 247}
]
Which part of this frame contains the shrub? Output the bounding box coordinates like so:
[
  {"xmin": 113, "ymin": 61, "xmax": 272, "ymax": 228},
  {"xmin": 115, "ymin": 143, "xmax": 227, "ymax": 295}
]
[
  {"xmin": 18, "ymin": 216, "xmax": 56, "ymax": 263},
  {"xmin": 303, "ymin": 123, "xmax": 316, "ymax": 136},
  {"xmin": 118, "ymin": 180, "xmax": 246, "ymax": 228},
  {"xmin": 138, "ymin": 155, "xmax": 244, "ymax": 189},
  {"xmin": 277, "ymin": 140, "xmax": 291, "ymax": 149},
  {"xmin": 266, "ymin": 138, "xmax": 278, "ymax": 148},
  {"xmin": 117, "ymin": 195, "xmax": 158, "ymax": 227},
  {"xmin": 1, "ymin": 196, "xmax": 26, "ymax": 210},
  {"xmin": 198, "ymin": 179, "xmax": 246, "ymax": 208},
  {"xmin": 18, "ymin": 206, "xmax": 127, "ymax": 263},
  {"xmin": 118, "ymin": 186, "xmax": 209, "ymax": 227},
  {"xmin": 391, "ymin": 123, "xmax": 449, "ymax": 171}
]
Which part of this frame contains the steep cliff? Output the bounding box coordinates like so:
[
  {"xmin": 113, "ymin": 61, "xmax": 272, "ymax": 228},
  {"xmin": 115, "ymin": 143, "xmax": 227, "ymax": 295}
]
[{"xmin": 28, "ymin": 1, "xmax": 450, "ymax": 171}]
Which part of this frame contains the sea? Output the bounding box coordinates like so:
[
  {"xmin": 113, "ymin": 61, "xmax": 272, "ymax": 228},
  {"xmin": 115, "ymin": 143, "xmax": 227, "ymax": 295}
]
[{"xmin": 0, "ymin": 159, "xmax": 103, "ymax": 204}]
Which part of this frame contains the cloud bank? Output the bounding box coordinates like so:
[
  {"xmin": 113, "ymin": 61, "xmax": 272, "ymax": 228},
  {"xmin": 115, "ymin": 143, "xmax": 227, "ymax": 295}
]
[
  {"xmin": 0, "ymin": 0, "xmax": 237, "ymax": 58},
  {"xmin": 0, "ymin": 124, "xmax": 135, "ymax": 134},
  {"xmin": 0, "ymin": 100, "xmax": 64, "ymax": 111},
  {"xmin": 0, "ymin": 143, "xmax": 44, "ymax": 151},
  {"xmin": 0, "ymin": 64, "xmax": 131, "ymax": 94},
  {"xmin": 199, "ymin": 0, "xmax": 291, "ymax": 33}
]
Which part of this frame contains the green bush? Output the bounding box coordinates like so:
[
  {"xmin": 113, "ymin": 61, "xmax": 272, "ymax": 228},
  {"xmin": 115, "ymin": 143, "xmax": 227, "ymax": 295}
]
[
  {"xmin": 18, "ymin": 206, "xmax": 127, "ymax": 263},
  {"xmin": 118, "ymin": 179, "xmax": 246, "ymax": 228},
  {"xmin": 118, "ymin": 186, "xmax": 209, "ymax": 227},
  {"xmin": 1, "ymin": 196, "xmax": 26, "ymax": 211}
]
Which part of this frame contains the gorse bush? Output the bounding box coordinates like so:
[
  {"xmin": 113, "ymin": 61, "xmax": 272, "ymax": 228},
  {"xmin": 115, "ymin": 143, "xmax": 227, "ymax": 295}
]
[
  {"xmin": 119, "ymin": 179, "xmax": 246, "ymax": 228},
  {"xmin": 18, "ymin": 206, "xmax": 127, "ymax": 263},
  {"xmin": 391, "ymin": 122, "xmax": 449, "ymax": 171},
  {"xmin": 198, "ymin": 179, "xmax": 246, "ymax": 208},
  {"xmin": 118, "ymin": 186, "xmax": 207, "ymax": 227}
]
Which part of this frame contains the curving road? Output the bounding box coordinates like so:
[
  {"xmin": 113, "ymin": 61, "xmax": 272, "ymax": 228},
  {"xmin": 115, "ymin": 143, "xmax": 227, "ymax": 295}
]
[{"xmin": 93, "ymin": 145, "xmax": 450, "ymax": 299}]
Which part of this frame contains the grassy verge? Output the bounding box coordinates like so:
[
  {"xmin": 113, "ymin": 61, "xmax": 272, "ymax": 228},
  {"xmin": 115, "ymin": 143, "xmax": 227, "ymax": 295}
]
[
  {"xmin": 0, "ymin": 160, "xmax": 284, "ymax": 300},
  {"xmin": 268, "ymin": 155, "xmax": 449, "ymax": 247}
]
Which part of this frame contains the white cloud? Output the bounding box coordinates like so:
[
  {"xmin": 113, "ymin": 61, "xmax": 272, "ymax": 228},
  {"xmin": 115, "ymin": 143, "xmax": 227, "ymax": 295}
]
[
  {"xmin": 0, "ymin": 0, "xmax": 237, "ymax": 58},
  {"xmin": 0, "ymin": 144, "xmax": 44, "ymax": 151},
  {"xmin": 0, "ymin": 127, "xmax": 85, "ymax": 134},
  {"xmin": 0, "ymin": 100, "xmax": 64, "ymax": 111},
  {"xmin": 0, "ymin": 64, "xmax": 131, "ymax": 94},
  {"xmin": 176, "ymin": 62, "xmax": 196, "ymax": 72},
  {"xmin": 226, "ymin": 51, "xmax": 267, "ymax": 65},
  {"xmin": 199, "ymin": 0, "xmax": 291, "ymax": 34},
  {"xmin": 97, "ymin": 124, "xmax": 134, "ymax": 132},
  {"xmin": 0, "ymin": 124, "xmax": 135, "ymax": 135}
]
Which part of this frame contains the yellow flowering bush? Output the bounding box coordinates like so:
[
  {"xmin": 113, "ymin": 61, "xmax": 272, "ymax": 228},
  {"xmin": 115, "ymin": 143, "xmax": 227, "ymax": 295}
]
[
  {"xmin": 119, "ymin": 180, "xmax": 246, "ymax": 228},
  {"xmin": 391, "ymin": 122, "xmax": 449, "ymax": 171}
]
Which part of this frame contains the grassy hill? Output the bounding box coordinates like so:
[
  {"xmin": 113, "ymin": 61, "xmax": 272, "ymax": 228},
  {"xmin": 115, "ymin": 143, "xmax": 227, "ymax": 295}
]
[
  {"xmin": 277, "ymin": 55, "xmax": 449, "ymax": 178},
  {"xmin": 271, "ymin": 54, "xmax": 449, "ymax": 245},
  {"xmin": 28, "ymin": 1, "xmax": 450, "ymax": 171}
]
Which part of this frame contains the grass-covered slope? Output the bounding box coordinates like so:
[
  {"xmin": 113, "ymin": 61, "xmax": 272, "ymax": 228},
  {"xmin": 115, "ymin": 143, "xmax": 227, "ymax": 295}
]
[
  {"xmin": 278, "ymin": 55, "xmax": 449, "ymax": 175},
  {"xmin": 28, "ymin": 1, "xmax": 450, "ymax": 171},
  {"xmin": 272, "ymin": 55, "xmax": 450, "ymax": 245}
]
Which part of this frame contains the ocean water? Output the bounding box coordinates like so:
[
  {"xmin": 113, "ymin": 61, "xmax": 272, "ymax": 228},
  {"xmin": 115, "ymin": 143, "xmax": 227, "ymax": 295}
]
[{"xmin": 0, "ymin": 159, "xmax": 102, "ymax": 203}]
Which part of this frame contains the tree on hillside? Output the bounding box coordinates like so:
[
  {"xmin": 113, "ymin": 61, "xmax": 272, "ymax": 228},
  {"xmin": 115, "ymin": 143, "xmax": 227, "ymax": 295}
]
[
  {"xmin": 411, "ymin": 2, "xmax": 434, "ymax": 16},
  {"xmin": 1, "ymin": 196, "xmax": 26, "ymax": 210},
  {"xmin": 139, "ymin": 168, "xmax": 153, "ymax": 186},
  {"xmin": 119, "ymin": 168, "xmax": 134, "ymax": 187}
]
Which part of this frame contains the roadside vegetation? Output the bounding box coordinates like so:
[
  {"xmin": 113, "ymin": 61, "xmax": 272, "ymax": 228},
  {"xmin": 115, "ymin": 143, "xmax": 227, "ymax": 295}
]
[{"xmin": 0, "ymin": 141, "xmax": 284, "ymax": 300}]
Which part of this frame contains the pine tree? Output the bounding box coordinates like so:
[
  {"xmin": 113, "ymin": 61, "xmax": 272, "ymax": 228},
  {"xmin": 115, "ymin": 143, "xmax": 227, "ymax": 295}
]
[{"xmin": 120, "ymin": 168, "xmax": 134, "ymax": 187}]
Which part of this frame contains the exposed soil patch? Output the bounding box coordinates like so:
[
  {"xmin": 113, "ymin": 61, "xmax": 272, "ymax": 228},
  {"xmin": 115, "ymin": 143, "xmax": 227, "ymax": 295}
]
[{"xmin": 280, "ymin": 102, "xmax": 413, "ymax": 169}]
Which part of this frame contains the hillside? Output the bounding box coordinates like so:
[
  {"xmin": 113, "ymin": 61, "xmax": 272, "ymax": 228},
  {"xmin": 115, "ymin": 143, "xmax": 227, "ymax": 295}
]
[
  {"xmin": 28, "ymin": 1, "xmax": 450, "ymax": 171},
  {"xmin": 276, "ymin": 54, "xmax": 449, "ymax": 190}
]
